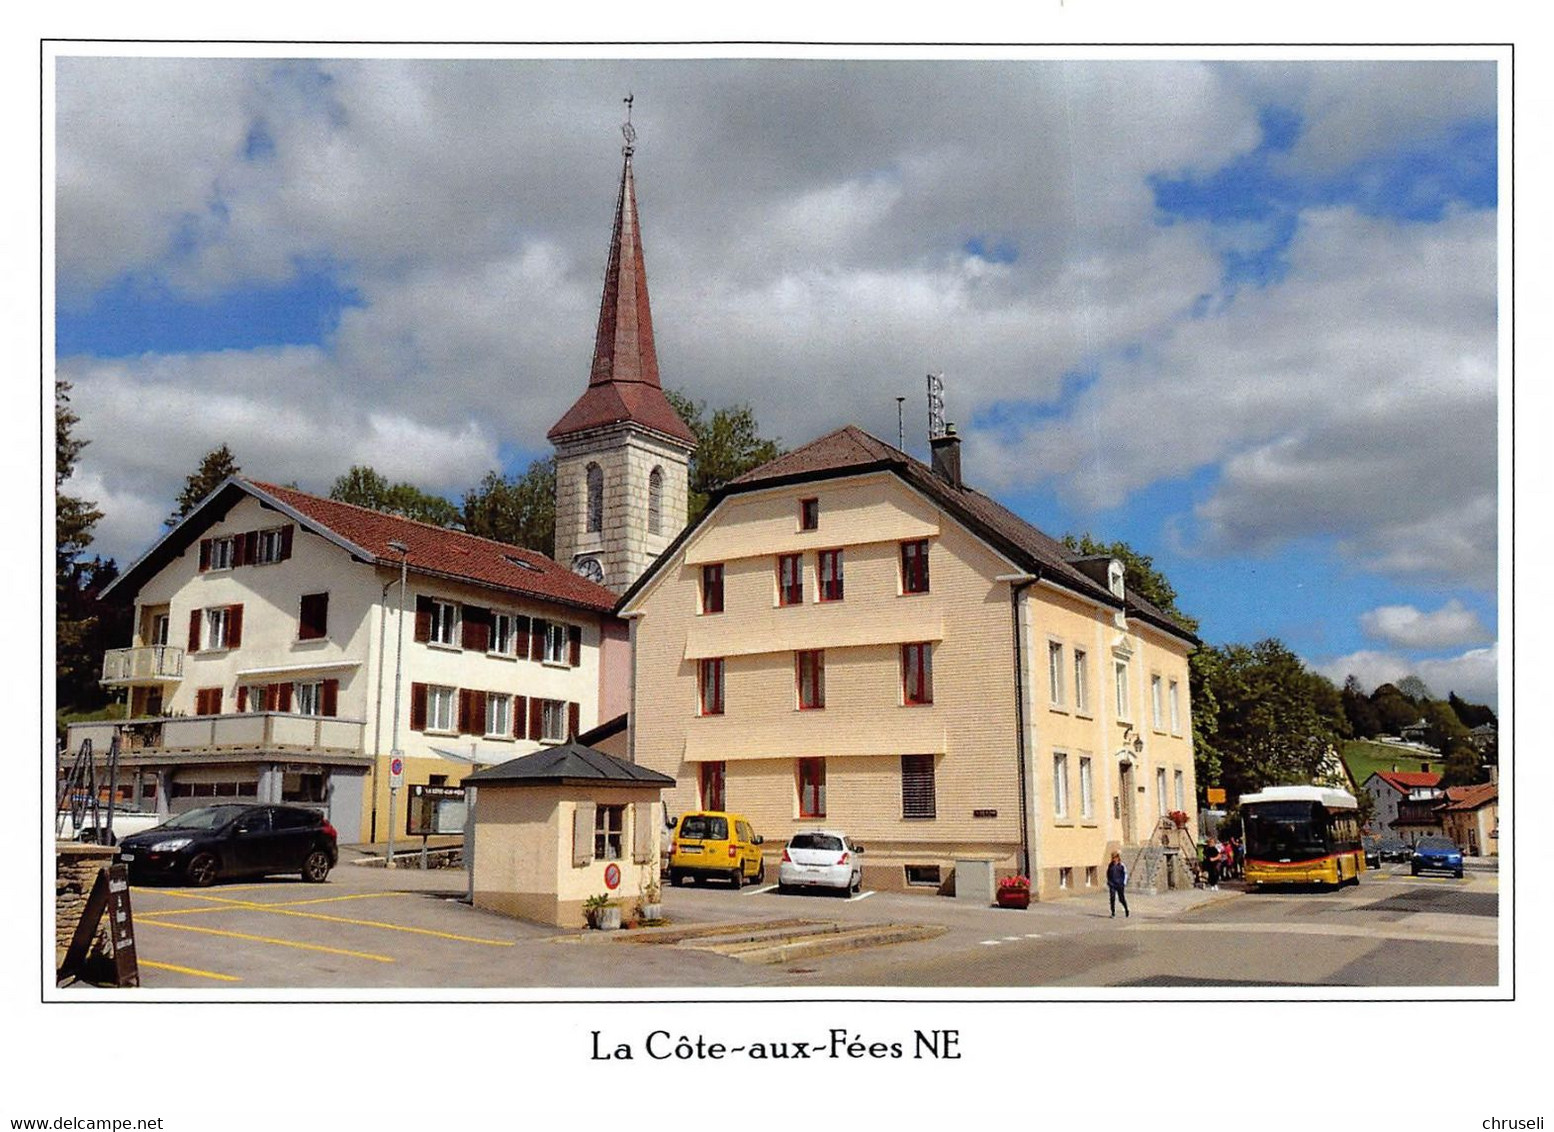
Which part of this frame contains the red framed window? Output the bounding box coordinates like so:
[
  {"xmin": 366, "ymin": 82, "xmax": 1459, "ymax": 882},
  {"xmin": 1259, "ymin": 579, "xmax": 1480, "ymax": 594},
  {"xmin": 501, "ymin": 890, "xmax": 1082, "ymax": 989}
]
[
  {"xmin": 698, "ymin": 658, "xmax": 725, "ymax": 716},
  {"xmin": 700, "ymin": 761, "xmax": 726, "ymax": 812},
  {"xmin": 798, "ymin": 758, "xmax": 826, "ymax": 818},
  {"xmin": 901, "ymin": 539, "xmax": 930, "ymax": 594},
  {"xmin": 701, "ymin": 563, "xmax": 725, "ymax": 614},
  {"xmin": 799, "ymin": 497, "xmax": 819, "ymax": 531},
  {"xmin": 777, "ymin": 553, "xmax": 804, "ymax": 606},
  {"xmin": 796, "ymin": 650, "xmax": 825, "ymax": 710},
  {"xmin": 902, "ymin": 642, "xmax": 934, "ymax": 705},
  {"xmin": 818, "ymin": 548, "xmax": 844, "ymax": 602}
]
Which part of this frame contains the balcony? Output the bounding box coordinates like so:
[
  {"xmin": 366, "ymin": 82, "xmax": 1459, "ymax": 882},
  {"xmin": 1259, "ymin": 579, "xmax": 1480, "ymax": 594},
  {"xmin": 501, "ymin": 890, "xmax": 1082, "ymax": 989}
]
[
  {"xmin": 64, "ymin": 712, "xmax": 368, "ymax": 765},
  {"xmin": 101, "ymin": 646, "xmax": 184, "ymax": 686}
]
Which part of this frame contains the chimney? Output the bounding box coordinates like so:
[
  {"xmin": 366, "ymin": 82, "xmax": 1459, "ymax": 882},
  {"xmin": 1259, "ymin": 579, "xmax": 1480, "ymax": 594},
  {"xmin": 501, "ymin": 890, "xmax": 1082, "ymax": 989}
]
[{"xmin": 930, "ymin": 424, "xmax": 962, "ymax": 489}]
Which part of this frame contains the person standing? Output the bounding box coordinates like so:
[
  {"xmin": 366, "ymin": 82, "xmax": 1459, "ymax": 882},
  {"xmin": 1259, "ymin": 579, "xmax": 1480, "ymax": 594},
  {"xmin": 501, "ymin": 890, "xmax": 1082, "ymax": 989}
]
[
  {"xmin": 1204, "ymin": 837, "xmax": 1222, "ymax": 890},
  {"xmin": 1107, "ymin": 851, "xmax": 1130, "ymax": 918}
]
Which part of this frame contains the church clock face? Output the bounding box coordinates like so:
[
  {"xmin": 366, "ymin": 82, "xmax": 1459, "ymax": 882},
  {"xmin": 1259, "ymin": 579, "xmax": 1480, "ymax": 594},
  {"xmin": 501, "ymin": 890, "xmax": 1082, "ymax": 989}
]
[{"xmin": 573, "ymin": 555, "xmax": 604, "ymax": 584}]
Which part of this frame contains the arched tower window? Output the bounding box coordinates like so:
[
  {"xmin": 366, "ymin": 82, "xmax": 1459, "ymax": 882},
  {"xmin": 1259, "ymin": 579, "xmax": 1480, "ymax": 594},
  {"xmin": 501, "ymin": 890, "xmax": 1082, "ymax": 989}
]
[
  {"xmin": 586, "ymin": 463, "xmax": 604, "ymax": 533},
  {"xmin": 648, "ymin": 466, "xmax": 664, "ymax": 535}
]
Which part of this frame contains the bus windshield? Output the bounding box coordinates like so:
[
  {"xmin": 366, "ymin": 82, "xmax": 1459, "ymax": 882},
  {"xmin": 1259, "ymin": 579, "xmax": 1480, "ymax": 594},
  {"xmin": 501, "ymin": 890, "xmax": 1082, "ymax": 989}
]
[{"xmin": 1243, "ymin": 801, "xmax": 1329, "ymax": 860}]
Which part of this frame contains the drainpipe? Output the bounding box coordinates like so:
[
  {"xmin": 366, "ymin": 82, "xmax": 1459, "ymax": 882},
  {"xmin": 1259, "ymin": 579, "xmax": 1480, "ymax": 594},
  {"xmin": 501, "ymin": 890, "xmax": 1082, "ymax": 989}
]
[{"xmin": 998, "ymin": 572, "xmax": 1039, "ymax": 878}]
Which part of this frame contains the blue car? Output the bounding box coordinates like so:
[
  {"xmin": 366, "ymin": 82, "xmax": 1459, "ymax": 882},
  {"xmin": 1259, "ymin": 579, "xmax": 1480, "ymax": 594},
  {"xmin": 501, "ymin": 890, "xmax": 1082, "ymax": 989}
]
[{"xmin": 1410, "ymin": 836, "xmax": 1464, "ymax": 878}]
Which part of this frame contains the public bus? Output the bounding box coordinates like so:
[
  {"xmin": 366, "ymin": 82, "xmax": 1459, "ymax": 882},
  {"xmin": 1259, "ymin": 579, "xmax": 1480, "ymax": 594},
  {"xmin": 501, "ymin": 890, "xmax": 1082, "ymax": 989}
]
[{"xmin": 1239, "ymin": 784, "xmax": 1365, "ymax": 889}]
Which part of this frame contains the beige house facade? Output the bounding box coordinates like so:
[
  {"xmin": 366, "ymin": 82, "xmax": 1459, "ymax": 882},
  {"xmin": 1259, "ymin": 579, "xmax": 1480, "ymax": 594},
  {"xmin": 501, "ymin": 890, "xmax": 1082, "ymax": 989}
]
[{"xmin": 619, "ymin": 425, "xmax": 1199, "ymax": 901}]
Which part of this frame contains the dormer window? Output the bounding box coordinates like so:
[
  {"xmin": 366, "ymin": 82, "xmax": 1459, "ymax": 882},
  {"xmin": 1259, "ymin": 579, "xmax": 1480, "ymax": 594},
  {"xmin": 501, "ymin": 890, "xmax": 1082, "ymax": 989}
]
[{"xmin": 1108, "ymin": 559, "xmax": 1125, "ymax": 599}]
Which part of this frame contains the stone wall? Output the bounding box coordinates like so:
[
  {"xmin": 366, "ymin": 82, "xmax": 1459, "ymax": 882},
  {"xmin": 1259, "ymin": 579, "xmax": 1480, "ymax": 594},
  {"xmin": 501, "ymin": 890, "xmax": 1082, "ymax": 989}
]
[{"xmin": 55, "ymin": 844, "xmax": 118, "ymax": 972}]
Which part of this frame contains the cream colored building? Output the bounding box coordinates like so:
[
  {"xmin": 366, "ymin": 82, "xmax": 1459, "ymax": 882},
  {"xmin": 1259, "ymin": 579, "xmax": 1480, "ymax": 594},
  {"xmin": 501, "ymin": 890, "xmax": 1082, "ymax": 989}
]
[{"xmin": 619, "ymin": 426, "xmax": 1200, "ymax": 900}]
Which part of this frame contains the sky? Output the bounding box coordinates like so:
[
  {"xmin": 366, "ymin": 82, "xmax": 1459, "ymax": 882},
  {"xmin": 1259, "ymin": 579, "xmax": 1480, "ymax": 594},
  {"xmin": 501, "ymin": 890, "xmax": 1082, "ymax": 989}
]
[{"xmin": 52, "ymin": 52, "xmax": 1503, "ymax": 707}]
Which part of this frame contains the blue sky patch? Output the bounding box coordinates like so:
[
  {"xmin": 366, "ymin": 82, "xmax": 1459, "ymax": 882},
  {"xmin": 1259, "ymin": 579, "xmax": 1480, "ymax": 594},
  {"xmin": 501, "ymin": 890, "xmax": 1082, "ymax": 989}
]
[{"xmin": 963, "ymin": 236, "xmax": 1018, "ymax": 264}]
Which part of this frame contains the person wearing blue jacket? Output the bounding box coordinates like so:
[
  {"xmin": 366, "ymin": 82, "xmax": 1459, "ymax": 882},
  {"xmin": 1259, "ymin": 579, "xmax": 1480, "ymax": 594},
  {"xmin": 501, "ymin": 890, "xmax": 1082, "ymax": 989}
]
[{"xmin": 1107, "ymin": 851, "xmax": 1130, "ymax": 918}]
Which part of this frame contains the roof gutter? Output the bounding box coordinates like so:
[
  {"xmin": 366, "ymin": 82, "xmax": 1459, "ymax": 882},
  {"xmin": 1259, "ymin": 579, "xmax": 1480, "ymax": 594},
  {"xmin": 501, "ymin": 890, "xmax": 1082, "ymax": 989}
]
[{"xmin": 997, "ymin": 571, "xmax": 1040, "ymax": 879}]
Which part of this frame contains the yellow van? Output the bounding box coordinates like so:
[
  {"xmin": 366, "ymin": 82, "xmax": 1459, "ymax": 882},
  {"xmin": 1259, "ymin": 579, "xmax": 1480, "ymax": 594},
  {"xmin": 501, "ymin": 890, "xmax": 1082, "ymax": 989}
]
[{"xmin": 668, "ymin": 811, "xmax": 765, "ymax": 888}]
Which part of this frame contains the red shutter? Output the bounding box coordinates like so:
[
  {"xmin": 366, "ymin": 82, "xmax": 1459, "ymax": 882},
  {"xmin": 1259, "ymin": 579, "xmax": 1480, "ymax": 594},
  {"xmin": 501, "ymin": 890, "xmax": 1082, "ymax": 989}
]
[
  {"xmin": 529, "ymin": 620, "xmax": 546, "ymax": 661},
  {"xmin": 458, "ymin": 688, "xmax": 474, "ymax": 735},
  {"xmin": 235, "ymin": 531, "xmax": 253, "ymax": 566},
  {"xmin": 414, "ymin": 595, "xmax": 432, "ymax": 642},
  {"xmin": 528, "ymin": 698, "xmax": 544, "ymax": 741},
  {"xmin": 513, "ymin": 696, "xmax": 528, "ymax": 740},
  {"xmin": 568, "ymin": 702, "xmax": 580, "ymax": 739},
  {"xmin": 236, "ymin": 686, "xmax": 248, "ymax": 712},
  {"xmin": 515, "ymin": 616, "xmax": 531, "ymax": 659},
  {"xmin": 568, "ymin": 624, "xmax": 582, "ymax": 667},
  {"xmin": 462, "ymin": 607, "xmax": 490, "ymax": 652},
  {"xmin": 280, "ymin": 524, "xmax": 294, "ymax": 561},
  {"xmin": 227, "ymin": 604, "xmax": 243, "ymax": 648},
  {"xmin": 410, "ymin": 683, "xmax": 427, "ymax": 731},
  {"xmin": 321, "ymin": 679, "xmax": 339, "ymax": 717},
  {"xmin": 198, "ymin": 539, "xmax": 212, "ymax": 571},
  {"xmin": 277, "ymin": 683, "xmax": 294, "ymax": 713},
  {"xmin": 189, "ymin": 610, "xmax": 202, "ymax": 652}
]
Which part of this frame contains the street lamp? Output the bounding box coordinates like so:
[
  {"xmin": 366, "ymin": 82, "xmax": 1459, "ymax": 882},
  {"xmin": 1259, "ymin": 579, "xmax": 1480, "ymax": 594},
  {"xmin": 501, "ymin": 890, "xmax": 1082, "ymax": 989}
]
[{"xmin": 385, "ymin": 539, "xmax": 410, "ymax": 869}]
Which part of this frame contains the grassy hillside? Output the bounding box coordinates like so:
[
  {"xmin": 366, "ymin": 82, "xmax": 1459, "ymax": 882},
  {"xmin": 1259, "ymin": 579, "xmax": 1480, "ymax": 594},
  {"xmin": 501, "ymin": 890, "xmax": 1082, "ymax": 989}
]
[{"xmin": 1342, "ymin": 739, "xmax": 1443, "ymax": 787}]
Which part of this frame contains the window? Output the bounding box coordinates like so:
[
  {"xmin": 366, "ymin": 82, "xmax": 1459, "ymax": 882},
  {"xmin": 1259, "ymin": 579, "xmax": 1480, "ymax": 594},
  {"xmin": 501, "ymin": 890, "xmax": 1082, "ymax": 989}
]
[
  {"xmin": 1169, "ymin": 679, "xmax": 1181, "ymax": 734},
  {"xmin": 778, "ymin": 553, "xmax": 803, "ymax": 606},
  {"xmin": 1073, "ymin": 649, "xmax": 1089, "ymax": 714},
  {"xmin": 426, "ymin": 685, "xmax": 456, "ymax": 732},
  {"xmin": 799, "ymin": 497, "xmax": 819, "ymax": 531},
  {"xmin": 585, "ymin": 463, "xmax": 603, "ymax": 533},
  {"xmin": 594, "ymin": 804, "xmax": 624, "ymax": 862},
  {"xmin": 902, "ymin": 754, "xmax": 936, "ymax": 819},
  {"xmin": 490, "ymin": 613, "xmax": 516, "ymax": 656},
  {"xmin": 700, "ymin": 761, "xmax": 726, "ymax": 811},
  {"xmin": 206, "ymin": 537, "xmax": 235, "ymax": 571},
  {"xmin": 194, "ymin": 687, "xmax": 223, "ymax": 715},
  {"xmin": 255, "ymin": 526, "xmax": 287, "ymax": 564},
  {"xmin": 1086, "ymin": 866, "xmax": 1098, "ymax": 888},
  {"xmin": 240, "ymin": 684, "xmax": 270, "ymax": 712},
  {"xmin": 1157, "ymin": 767, "xmax": 1169, "ymax": 817},
  {"xmin": 1060, "ymin": 866, "xmax": 1073, "ymax": 889},
  {"xmin": 699, "ymin": 658, "xmax": 725, "ymax": 716},
  {"xmin": 1151, "ymin": 674, "xmax": 1164, "ymax": 729},
  {"xmin": 202, "ymin": 605, "xmax": 241, "ymax": 650},
  {"xmin": 429, "ymin": 600, "xmax": 458, "ymax": 647},
  {"xmin": 648, "ymin": 467, "xmax": 664, "ymax": 535},
  {"xmin": 818, "ymin": 549, "xmax": 844, "ymax": 601},
  {"xmin": 902, "ymin": 642, "xmax": 933, "ymax": 705},
  {"xmin": 298, "ymin": 592, "xmax": 329, "ymax": 641},
  {"xmin": 701, "ymin": 564, "xmax": 725, "ymax": 614},
  {"xmin": 796, "ymin": 650, "xmax": 825, "ymax": 710},
  {"xmin": 1053, "ymin": 752, "xmax": 1070, "ymax": 818},
  {"xmin": 150, "ymin": 613, "xmax": 170, "ymax": 647},
  {"xmin": 1174, "ymin": 768, "xmax": 1186, "ymax": 812},
  {"xmin": 798, "ymin": 758, "xmax": 826, "ymax": 818},
  {"xmin": 905, "ymin": 865, "xmax": 942, "ymax": 887},
  {"xmin": 294, "ymin": 682, "xmax": 323, "ymax": 717},
  {"xmin": 1048, "ymin": 641, "xmax": 1065, "ymax": 706},
  {"xmin": 541, "ymin": 620, "xmax": 568, "ymax": 664},
  {"xmin": 487, "ymin": 693, "xmax": 513, "ymax": 738},
  {"xmin": 540, "ymin": 699, "xmax": 569, "ymax": 742},
  {"xmin": 901, "ymin": 539, "xmax": 930, "ymax": 594},
  {"xmin": 1080, "ymin": 756, "xmax": 1094, "ymax": 819},
  {"xmin": 1114, "ymin": 660, "xmax": 1130, "ymax": 719}
]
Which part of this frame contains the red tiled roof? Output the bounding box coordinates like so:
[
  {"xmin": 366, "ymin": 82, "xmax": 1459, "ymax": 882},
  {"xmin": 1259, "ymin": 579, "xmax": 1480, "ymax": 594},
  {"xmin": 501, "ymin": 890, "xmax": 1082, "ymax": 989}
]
[
  {"xmin": 250, "ymin": 480, "xmax": 619, "ymax": 614},
  {"xmin": 1371, "ymin": 770, "xmax": 1442, "ymax": 794},
  {"xmin": 1440, "ymin": 783, "xmax": 1497, "ymax": 811}
]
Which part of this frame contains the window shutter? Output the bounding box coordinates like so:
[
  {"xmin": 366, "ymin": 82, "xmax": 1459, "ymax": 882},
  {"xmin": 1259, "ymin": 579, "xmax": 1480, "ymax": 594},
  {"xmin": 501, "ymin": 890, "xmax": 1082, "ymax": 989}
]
[
  {"xmin": 568, "ymin": 624, "xmax": 582, "ymax": 667},
  {"xmin": 238, "ymin": 530, "xmax": 256, "ymax": 566},
  {"xmin": 529, "ymin": 620, "xmax": 546, "ymax": 661},
  {"xmin": 414, "ymin": 595, "xmax": 432, "ymax": 643},
  {"xmin": 568, "ymin": 701, "xmax": 580, "ymax": 739},
  {"xmin": 236, "ymin": 686, "xmax": 248, "ymax": 712},
  {"xmin": 275, "ymin": 682, "xmax": 292, "ymax": 713},
  {"xmin": 462, "ymin": 607, "xmax": 490, "ymax": 652},
  {"xmin": 321, "ymin": 679, "xmax": 339, "ymax": 717},
  {"xmin": 528, "ymin": 698, "xmax": 544, "ymax": 741},
  {"xmin": 198, "ymin": 539, "xmax": 212, "ymax": 571},
  {"xmin": 632, "ymin": 802, "xmax": 655, "ymax": 864},
  {"xmin": 227, "ymin": 604, "xmax": 243, "ymax": 648},
  {"xmin": 514, "ymin": 615, "xmax": 531, "ymax": 659},
  {"xmin": 573, "ymin": 803, "xmax": 595, "ymax": 867},
  {"xmin": 299, "ymin": 592, "xmax": 328, "ymax": 640},
  {"xmin": 513, "ymin": 696, "xmax": 528, "ymax": 740},
  {"xmin": 279, "ymin": 524, "xmax": 294, "ymax": 560},
  {"xmin": 188, "ymin": 610, "xmax": 202, "ymax": 652},
  {"xmin": 458, "ymin": 689, "xmax": 475, "ymax": 735},
  {"xmin": 410, "ymin": 683, "xmax": 427, "ymax": 731}
]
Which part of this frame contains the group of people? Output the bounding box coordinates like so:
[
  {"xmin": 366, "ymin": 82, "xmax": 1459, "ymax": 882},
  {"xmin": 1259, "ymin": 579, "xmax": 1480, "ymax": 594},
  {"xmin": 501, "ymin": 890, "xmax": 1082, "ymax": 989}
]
[{"xmin": 1198, "ymin": 835, "xmax": 1242, "ymax": 889}]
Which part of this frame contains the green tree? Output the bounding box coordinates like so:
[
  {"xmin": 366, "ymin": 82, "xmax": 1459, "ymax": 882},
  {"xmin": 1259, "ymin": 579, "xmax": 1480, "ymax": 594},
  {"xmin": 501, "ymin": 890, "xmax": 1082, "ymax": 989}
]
[
  {"xmin": 1440, "ymin": 738, "xmax": 1488, "ymax": 788},
  {"xmin": 1060, "ymin": 534, "xmax": 1199, "ymax": 633},
  {"xmin": 462, "ymin": 459, "xmax": 556, "ymax": 557},
  {"xmin": 1369, "ymin": 682, "xmax": 1420, "ymax": 735},
  {"xmin": 1420, "ymin": 699, "xmax": 1470, "ymax": 753},
  {"xmin": 1341, "ymin": 674, "xmax": 1383, "ymax": 738},
  {"xmin": 1448, "ymin": 692, "xmax": 1496, "ymax": 730},
  {"xmin": 665, "ymin": 389, "xmax": 783, "ymax": 524},
  {"xmin": 167, "ymin": 443, "xmax": 240, "ymax": 527},
  {"xmin": 1396, "ymin": 674, "xmax": 1434, "ymax": 702},
  {"xmin": 328, "ymin": 465, "xmax": 462, "ymax": 528}
]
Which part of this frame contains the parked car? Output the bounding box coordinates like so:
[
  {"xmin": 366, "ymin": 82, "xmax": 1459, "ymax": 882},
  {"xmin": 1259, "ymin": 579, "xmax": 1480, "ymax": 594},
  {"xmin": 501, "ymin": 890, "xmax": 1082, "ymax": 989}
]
[
  {"xmin": 667, "ymin": 811, "xmax": 764, "ymax": 887},
  {"xmin": 56, "ymin": 804, "xmax": 162, "ymax": 845},
  {"xmin": 1377, "ymin": 837, "xmax": 1412, "ymax": 863},
  {"xmin": 1363, "ymin": 837, "xmax": 1381, "ymax": 869},
  {"xmin": 777, "ymin": 829, "xmax": 864, "ymax": 896},
  {"xmin": 1410, "ymin": 836, "xmax": 1464, "ymax": 878},
  {"xmin": 117, "ymin": 803, "xmax": 338, "ymax": 887}
]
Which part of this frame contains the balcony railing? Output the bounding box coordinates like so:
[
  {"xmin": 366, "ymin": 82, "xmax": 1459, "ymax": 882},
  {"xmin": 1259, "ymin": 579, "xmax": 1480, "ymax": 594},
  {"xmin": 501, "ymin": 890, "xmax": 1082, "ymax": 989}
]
[
  {"xmin": 64, "ymin": 713, "xmax": 366, "ymax": 759},
  {"xmin": 100, "ymin": 646, "xmax": 184, "ymax": 685}
]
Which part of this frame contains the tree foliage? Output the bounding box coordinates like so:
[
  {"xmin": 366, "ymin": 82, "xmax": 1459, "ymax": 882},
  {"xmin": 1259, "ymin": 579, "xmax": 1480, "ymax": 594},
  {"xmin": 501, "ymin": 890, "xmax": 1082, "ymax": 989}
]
[
  {"xmin": 1448, "ymin": 692, "xmax": 1496, "ymax": 730},
  {"xmin": 665, "ymin": 389, "xmax": 783, "ymax": 523},
  {"xmin": 1340, "ymin": 674, "xmax": 1383, "ymax": 739},
  {"xmin": 328, "ymin": 465, "xmax": 462, "ymax": 528},
  {"xmin": 462, "ymin": 459, "xmax": 557, "ymax": 557},
  {"xmin": 167, "ymin": 444, "xmax": 241, "ymax": 528}
]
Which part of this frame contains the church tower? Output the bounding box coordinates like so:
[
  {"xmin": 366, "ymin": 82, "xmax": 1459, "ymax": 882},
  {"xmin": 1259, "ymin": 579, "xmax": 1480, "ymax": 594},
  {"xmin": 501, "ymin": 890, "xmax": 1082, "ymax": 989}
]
[{"xmin": 549, "ymin": 102, "xmax": 695, "ymax": 595}]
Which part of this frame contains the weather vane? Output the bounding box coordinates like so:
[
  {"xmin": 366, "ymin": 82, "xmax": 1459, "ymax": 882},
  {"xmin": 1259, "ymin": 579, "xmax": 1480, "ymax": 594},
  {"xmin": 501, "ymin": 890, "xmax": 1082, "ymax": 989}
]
[{"xmin": 621, "ymin": 93, "xmax": 636, "ymax": 156}]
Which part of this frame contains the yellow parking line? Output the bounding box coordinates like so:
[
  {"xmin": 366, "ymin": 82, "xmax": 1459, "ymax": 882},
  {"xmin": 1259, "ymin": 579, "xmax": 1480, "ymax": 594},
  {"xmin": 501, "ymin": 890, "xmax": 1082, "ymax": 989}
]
[
  {"xmin": 250, "ymin": 905, "xmax": 514, "ymax": 947},
  {"xmin": 251, "ymin": 891, "xmax": 413, "ymax": 909},
  {"xmin": 139, "ymin": 959, "xmax": 242, "ymax": 983},
  {"xmin": 139, "ymin": 919, "xmax": 394, "ymax": 962},
  {"xmin": 133, "ymin": 905, "xmax": 242, "ymax": 919}
]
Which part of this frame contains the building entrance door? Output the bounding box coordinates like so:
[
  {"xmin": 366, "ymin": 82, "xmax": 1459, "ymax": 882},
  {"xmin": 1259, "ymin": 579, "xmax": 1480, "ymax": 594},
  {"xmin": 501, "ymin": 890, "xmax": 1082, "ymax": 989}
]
[{"xmin": 1118, "ymin": 760, "xmax": 1135, "ymax": 844}]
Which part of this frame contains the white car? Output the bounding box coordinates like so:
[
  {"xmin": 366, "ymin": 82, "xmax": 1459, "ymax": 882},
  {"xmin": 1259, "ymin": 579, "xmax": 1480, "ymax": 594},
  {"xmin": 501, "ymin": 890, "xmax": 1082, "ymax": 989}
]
[
  {"xmin": 56, "ymin": 805, "xmax": 162, "ymax": 845},
  {"xmin": 777, "ymin": 830, "xmax": 864, "ymax": 895}
]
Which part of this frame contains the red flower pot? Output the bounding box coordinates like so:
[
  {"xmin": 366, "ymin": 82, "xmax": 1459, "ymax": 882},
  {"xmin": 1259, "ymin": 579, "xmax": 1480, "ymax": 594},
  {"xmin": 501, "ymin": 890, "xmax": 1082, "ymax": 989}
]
[{"xmin": 996, "ymin": 888, "xmax": 1030, "ymax": 909}]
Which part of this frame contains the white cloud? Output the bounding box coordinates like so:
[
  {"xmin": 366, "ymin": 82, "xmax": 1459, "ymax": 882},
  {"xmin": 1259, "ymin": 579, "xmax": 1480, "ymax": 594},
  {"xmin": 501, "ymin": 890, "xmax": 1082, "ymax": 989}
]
[
  {"xmin": 1359, "ymin": 600, "xmax": 1492, "ymax": 650},
  {"xmin": 1312, "ymin": 643, "xmax": 1499, "ymax": 709}
]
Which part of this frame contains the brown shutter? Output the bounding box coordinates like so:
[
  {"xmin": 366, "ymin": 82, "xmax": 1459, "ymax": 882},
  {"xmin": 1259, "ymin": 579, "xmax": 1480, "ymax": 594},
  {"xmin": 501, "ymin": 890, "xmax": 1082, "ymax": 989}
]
[
  {"xmin": 321, "ymin": 679, "xmax": 339, "ymax": 717},
  {"xmin": 275, "ymin": 682, "xmax": 293, "ymax": 713},
  {"xmin": 414, "ymin": 595, "xmax": 432, "ymax": 643},
  {"xmin": 236, "ymin": 686, "xmax": 248, "ymax": 712},
  {"xmin": 188, "ymin": 609, "xmax": 202, "ymax": 652},
  {"xmin": 513, "ymin": 695, "xmax": 528, "ymax": 740},
  {"xmin": 410, "ymin": 683, "xmax": 427, "ymax": 731},
  {"xmin": 211, "ymin": 688, "xmax": 224, "ymax": 714},
  {"xmin": 529, "ymin": 620, "xmax": 546, "ymax": 661},
  {"xmin": 198, "ymin": 539, "xmax": 212, "ymax": 571},
  {"xmin": 280, "ymin": 524, "xmax": 294, "ymax": 560},
  {"xmin": 568, "ymin": 701, "xmax": 580, "ymax": 739},
  {"xmin": 458, "ymin": 689, "xmax": 475, "ymax": 735},
  {"xmin": 515, "ymin": 616, "xmax": 531, "ymax": 659},
  {"xmin": 528, "ymin": 698, "xmax": 544, "ymax": 740},
  {"xmin": 568, "ymin": 624, "xmax": 582, "ymax": 667},
  {"xmin": 227, "ymin": 604, "xmax": 243, "ymax": 648},
  {"xmin": 462, "ymin": 607, "xmax": 490, "ymax": 652},
  {"xmin": 238, "ymin": 530, "xmax": 256, "ymax": 566}
]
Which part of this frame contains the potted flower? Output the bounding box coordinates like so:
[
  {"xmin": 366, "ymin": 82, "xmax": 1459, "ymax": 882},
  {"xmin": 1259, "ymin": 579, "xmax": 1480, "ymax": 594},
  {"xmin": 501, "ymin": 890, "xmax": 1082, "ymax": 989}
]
[
  {"xmin": 637, "ymin": 877, "xmax": 663, "ymax": 923},
  {"xmin": 1168, "ymin": 810, "xmax": 1190, "ymax": 830},
  {"xmin": 583, "ymin": 892, "xmax": 620, "ymax": 931},
  {"xmin": 995, "ymin": 875, "xmax": 1031, "ymax": 909}
]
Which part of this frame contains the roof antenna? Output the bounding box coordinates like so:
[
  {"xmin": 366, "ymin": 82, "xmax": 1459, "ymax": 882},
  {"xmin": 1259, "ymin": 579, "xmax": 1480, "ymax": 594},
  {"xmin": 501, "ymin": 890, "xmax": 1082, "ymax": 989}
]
[
  {"xmin": 621, "ymin": 92, "xmax": 636, "ymax": 158},
  {"xmin": 895, "ymin": 396, "xmax": 906, "ymax": 451},
  {"xmin": 927, "ymin": 372, "xmax": 946, "ymax": 440}
]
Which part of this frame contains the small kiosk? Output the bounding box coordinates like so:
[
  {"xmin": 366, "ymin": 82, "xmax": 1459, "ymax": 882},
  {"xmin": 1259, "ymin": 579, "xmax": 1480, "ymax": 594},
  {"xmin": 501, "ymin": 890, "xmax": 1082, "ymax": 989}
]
[{"xmin": 464, "ymin": 741, "xmax": 674, "ymax": 928}]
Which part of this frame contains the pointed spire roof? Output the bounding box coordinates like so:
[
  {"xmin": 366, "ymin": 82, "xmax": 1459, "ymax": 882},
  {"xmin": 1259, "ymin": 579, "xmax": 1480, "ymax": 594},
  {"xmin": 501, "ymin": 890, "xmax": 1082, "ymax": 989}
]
[{"xmin": 548, "ymin": 142, "xmax": 695, "ymax": 447}]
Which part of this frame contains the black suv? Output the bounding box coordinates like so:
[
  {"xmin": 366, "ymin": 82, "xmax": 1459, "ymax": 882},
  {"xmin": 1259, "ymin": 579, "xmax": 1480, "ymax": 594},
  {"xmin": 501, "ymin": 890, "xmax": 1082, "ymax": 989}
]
[{"xmin": 118, "ymin": 803, "xmax": 338, "ymax": 887}]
